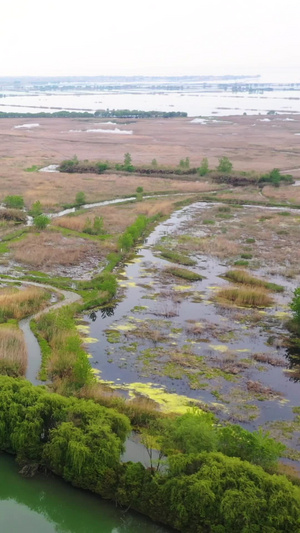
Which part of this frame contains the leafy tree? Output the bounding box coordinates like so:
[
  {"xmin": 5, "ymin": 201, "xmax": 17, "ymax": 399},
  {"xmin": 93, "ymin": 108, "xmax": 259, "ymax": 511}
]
[
  {"xmin": 198, "ymin": 157, "xmax": 209, "ymax": 176},
  {"xmin": 124, "ymin": 153, "xmax": 132, "ymax": 167},
  {"xmin": 4, "ymin": 195, "xmax": 24, "ymax": 209},
  {"xmin": 75, "ymin": 191, "xmax": 86, "ymax": 206},
  {"xmin": 151, "ymin": 159, "xmax": 158, "ymax": 167},
  {"xmin": 34, "ymin": 214, "xmax": 50, "ymax": 230},
  {"xmin": 161, "ymin": 410, "xmax": 217, "ymax": 454},
  {"xmin": 217, "ymin": 156, "xmax": 233, "ymax": 173}
]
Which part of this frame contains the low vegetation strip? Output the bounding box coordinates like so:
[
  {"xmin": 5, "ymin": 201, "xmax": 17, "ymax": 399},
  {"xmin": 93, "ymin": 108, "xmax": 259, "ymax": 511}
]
[
  {"xmin": 0, "ymin": 376, "xmax": 299, "ymax": 533},
  {"xmin": 218, "ymin": 286, "xmax": 274, "ymax": 307},
  {"xmin": 165, "ymin": 266, "xmax": 204, "ymax": 281},
  {"xmin": 158, "ymin": 247, "xmax": 196, "ymax": 266},
  {"xmin": 224, "ymin": 269, "xmax": 284, "ymax": 292}
]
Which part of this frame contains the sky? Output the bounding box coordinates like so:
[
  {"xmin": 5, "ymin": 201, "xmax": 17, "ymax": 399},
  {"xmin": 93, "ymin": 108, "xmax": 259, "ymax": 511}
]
[{"xmin": 2, "ymin": 0, "xmax": 300, "ymax": 78}]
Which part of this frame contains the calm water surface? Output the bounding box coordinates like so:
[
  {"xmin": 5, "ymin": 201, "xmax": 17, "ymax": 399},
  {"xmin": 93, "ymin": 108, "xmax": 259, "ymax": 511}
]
[{"xmin": 0, "ymin": 454, "xmax": 168, "ymax": 533}]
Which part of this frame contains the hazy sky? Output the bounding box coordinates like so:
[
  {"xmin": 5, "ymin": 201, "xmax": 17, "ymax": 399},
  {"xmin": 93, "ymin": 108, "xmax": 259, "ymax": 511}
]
[{"xmin": 2, "ymin": 0, "xmax": 300, "ymax": 77}]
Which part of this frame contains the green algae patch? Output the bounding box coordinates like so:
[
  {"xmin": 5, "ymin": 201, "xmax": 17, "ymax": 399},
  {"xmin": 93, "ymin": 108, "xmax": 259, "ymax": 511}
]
[
  {"xmin": 125, "ymin": 382, "xmax": 201, "ymax": 414},
  {"xmin": 173, "ymin": 284, "xmax": 192, "ymax": 291},
  {"xmin": 131, "ymin": 305, "xmax": 148, "ymax": 312},
  {"xmin": 84, "ymin": 337, "xmax": 99, "ymax": 344},
  {"xmin": 76, "ymin": 324, "xmax": 90, "ymax": 334},
  {"xmin": 119, "ymin": 281, "xmax": 137, "ymax": 288},
  {"xmin": 105, "ymin": 329, "xmax": 122, "ymax": 343},
  {"xmin": 209, "ymin": 344, "xmax": 229, "ymax": 353},
  {"xmin": 114, "ymin": 323, "xmax": 136, "ymax": 332}
]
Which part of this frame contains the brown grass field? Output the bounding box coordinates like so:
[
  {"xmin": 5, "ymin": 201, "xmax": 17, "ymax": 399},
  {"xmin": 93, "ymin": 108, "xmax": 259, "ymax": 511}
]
[
  {"xmin": 0, "ymin": 285, "xmax": 50, "ymax": 320},
  {"xmin": 0, "ymin": 325, "xmax": 27, "ymax": 377},
  {"xmin": 0, "ymin": 114, "xmax": 299, "ymax": 209}
]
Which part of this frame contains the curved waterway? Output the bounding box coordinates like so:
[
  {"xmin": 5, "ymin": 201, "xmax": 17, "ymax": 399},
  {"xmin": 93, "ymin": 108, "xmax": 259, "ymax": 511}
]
[{"xmin": 0, "ymin": 454, "xmax": 168, "ymax": 533}]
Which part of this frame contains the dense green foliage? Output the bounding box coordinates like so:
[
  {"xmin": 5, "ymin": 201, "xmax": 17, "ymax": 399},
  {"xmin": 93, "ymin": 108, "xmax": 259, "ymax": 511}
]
[
  {"xmin": 217, "ymin": 157, "xmax": 233, "ymax": 173},
  {"xmin": 198, "ymin": 157, "xmax": 209, "ymax": 176},
  {"xmin": 3, "ymin": 195, "xmax": 24, "ymax": 209},
  {"xmin": 0, "ymin": 376, "xmax": 129, "ymax": 481},
  {"xmin": 34, "ymin": 214, "xmax": 50, "ymax": 230},
  {"xmin": 75, "ymin": 191, "xmax": 86, "ymax": 206},
  {"xmin": 259, "ymin": 168, "xmax": 293, "ymax": 187},
  {"xmin": 118, "ymin": 215, "xmax": 148, "ymax": 251},
  {"xmin": 291, "ymin": 288, "xmax": 300, "ymax": 324},
  {"xmin": 1, "ymin": 377, "xmax": 299, "ymax": 532},
  {"xmin": 29, "ymin": 200, "xmax": 43, "ymax": 217},
  {"xmin": 160, "ymin": 411, "xmax": 285, "ymax": 469}
]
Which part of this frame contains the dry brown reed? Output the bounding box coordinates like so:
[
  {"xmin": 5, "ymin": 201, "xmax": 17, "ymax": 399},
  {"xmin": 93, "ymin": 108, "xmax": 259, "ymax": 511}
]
[
  {"xmin": 0, "ymin": 286, "xmax": 49, "ymax": 320},
  {"xmin": 0, "ymin": 326, "xmax": 27, "ymax": 376},
  {"xmin": 10, "ymin": 232, "xmax": 96, "ymax": 267}
]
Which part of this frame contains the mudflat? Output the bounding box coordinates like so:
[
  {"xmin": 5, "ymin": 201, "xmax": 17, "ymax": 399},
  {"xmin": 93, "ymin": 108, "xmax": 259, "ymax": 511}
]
[{"xmin": 1, "ymin": 114, "xmax": 300, "ymax": 172}]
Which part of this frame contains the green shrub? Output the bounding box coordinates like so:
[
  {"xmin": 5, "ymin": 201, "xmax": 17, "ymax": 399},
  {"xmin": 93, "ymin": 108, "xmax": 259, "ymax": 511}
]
[
  {"xmin": 217, "ymin": 157, "xmax": 233, "ymax": 173},
  {"xmin": 4, "ymin": 195, "xmax": 24, "ymax": 209},
  {"xmin": 75, "ymin": 191, "xmax": 86, "ymax": 206},
  {"xmin": 198, "ymin": 157, "xmax": 209, "ymax": 176},
  {"xmin": 34, "ymin": 214, "xmax": 50, "ymax": 230},
  {"xmin": 29, "ymin": 200, "xmax": 43, "ymax": 217}
]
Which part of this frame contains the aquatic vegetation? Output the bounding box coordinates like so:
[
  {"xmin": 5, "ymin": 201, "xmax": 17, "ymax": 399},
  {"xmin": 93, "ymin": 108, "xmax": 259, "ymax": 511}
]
[
  {"xmin": 164, "ymin": 266, "xmax": 204, "ymax": 281},
  {"xmin": 224, "ymin": 269, "xmax": 284, "ymax": 292},
  {"xmin": 157, "ymin": 247, "xmax": 196, "ymax": 266},
  {"xmin": 217, "ymin": 286, "xmax": 273, "ymax": 307},
  {"xmin": 105, "ymin": 329, "xmax": 122, "ymax": 343}
]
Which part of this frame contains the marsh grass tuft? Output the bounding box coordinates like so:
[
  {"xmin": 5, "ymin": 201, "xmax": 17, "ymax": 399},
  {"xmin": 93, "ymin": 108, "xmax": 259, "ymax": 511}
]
[
  {"xmin": 224, "ymin": 269, "xmax": 284, "ymax": 292},
  {"xmin": 217, "ymin": 286, "xmax": 273, "ymax": 307},
  {"xmin": 158, "ymin": 247, "xmax": 196, "ymax": 266},
  {"xmin": 165, "ymin": 266, "xmax": 204, "ymax": 281}
]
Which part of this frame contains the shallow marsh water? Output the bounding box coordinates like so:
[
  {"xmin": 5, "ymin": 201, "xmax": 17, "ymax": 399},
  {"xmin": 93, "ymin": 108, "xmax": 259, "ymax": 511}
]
[
  {"xmin": 0, "ymin": 454, "xmax": 167, "ymax": 533},
  {"xmin": 82, "ymin": 202, "xmax": 300, "ymax": 433}
]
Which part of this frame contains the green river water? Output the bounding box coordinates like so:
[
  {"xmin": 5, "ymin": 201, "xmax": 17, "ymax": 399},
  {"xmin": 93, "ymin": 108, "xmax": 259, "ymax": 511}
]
[{"xmin": 0, "ymin": 454, "xmax": 168, "ymax": 533}]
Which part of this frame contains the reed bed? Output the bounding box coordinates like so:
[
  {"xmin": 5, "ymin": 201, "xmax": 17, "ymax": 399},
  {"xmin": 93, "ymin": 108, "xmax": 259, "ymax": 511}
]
[
  {"xmin": 0, "ymin": 326, "xmax": 27, "ymax": 377},
  {"xmin": 217, "ymin": 286, "xmax": 273, "ymax": 308},
  {"xmin": 0, "ymin": 286, "xmax": 49, "ymax": 321}
]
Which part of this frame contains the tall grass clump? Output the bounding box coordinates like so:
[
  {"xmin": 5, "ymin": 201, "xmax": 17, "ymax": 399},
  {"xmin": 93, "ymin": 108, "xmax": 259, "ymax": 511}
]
[
  {"xmin": 218, "ymin": 286, "xmax": 274, "ymax": 307},
  {"xmin": 34, "ymin": 305, "xmax": 94, "ymax": 390},
  {"xmin": 224, "ymin": 270, "xmax": 284, "ymax": 292},
  {"xmin": 0, "ymin": 286, "xmax": 50, "ymax": 322},
  {"xmin": 0, "ymin": 326, "xmax": 27, "ymax": 376}
]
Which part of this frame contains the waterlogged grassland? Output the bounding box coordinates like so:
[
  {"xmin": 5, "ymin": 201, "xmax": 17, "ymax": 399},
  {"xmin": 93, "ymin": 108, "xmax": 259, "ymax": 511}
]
[{"xmin": 83, "ymin": 202, "xmax": 300, "ymax": 462}]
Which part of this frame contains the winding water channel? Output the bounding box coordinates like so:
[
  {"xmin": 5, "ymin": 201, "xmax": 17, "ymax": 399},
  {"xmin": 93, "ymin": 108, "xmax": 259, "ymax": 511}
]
[{"xmin": 2, "ymin": 197, "xmax": 300, "ymax": 530}]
